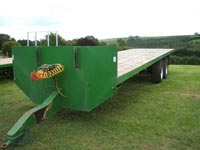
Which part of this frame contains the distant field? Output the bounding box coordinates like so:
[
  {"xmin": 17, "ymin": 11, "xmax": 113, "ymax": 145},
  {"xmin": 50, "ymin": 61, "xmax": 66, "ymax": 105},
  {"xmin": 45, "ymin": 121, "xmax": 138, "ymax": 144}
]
[
  {"xmin": 101, "ymin": 34, "xmax": 200, "ymax": 46},
  {"xmin": 102, "ymin": 35, "xmax": 200, "ymax": 65},
  {"xmin": 0, "ymin": 65, "xmax": 200, "ymax": 150}
]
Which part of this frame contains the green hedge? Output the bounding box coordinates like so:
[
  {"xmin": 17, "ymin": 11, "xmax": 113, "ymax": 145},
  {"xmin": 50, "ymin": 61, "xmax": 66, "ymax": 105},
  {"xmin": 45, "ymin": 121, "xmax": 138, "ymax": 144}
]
[
  {"xmin": 170, "ymin": 49, "xmax": 200, "ymax": 65},
  {"xmin": 170, "ymin": 55, "xmax": 200, "ymax": 65},
  {"xmin": 173, "ymin": 49, "xmax": 200, "ymax": 57}
]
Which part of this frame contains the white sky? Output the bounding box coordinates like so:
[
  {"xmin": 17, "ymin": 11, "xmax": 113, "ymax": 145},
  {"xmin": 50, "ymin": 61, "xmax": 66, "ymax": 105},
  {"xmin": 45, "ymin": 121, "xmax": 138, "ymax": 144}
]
[{"xmin": 0, "ymin": 0, "xmax": 200, "ymax": 40}]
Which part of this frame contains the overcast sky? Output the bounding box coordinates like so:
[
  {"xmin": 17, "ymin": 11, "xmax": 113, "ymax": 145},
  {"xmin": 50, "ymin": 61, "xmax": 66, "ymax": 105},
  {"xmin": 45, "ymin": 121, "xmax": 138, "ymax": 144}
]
[{"xmin": 0, "ymin": 0, "xmax": 200, "ymax": 40}]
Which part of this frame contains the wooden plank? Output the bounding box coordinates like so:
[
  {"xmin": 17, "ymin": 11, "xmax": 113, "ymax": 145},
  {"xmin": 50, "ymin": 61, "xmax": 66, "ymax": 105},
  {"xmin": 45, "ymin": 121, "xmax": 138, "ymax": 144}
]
[{"xmin": 118, "ymin": 49, "xmax": 174, "ymax": 77}]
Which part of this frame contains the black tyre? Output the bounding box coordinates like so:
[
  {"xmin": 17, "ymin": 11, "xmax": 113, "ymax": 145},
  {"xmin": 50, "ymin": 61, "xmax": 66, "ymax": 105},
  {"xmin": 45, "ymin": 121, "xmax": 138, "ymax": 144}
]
[
  {"xmin": 4, "ymin": 68, "xmax": 13, "ymax": 79},
  {"xmin": 151, "ymin": 60, "xmax": 164, "ymax": 83},
  {"xmin": 163, "ymin": 57, "xmax": 168, "ymax": 79},
  {"xmin": 7, "ymin": 69, "xmax": 13, "ymax": 79}
]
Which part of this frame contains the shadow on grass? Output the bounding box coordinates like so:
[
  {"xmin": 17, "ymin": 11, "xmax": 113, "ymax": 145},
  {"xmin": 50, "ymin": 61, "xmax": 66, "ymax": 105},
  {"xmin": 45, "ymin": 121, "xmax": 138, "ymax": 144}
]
[
  {"xmin": 1, "ymin": 74, "xmax": 153, "ymax": 134},
  {"xmin": 0, "ymin": 77, "xmax": 13, "ymax": 83},
  {"xmin": 53, "ymin": 74, "xmax": 153, "ymax": 122}
]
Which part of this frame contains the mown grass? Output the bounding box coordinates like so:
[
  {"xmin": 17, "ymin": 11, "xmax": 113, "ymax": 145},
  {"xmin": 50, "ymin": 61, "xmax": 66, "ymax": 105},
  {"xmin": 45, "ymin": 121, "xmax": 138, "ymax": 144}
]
[{"xmin": 0, "ymin": 65, "xmax": 200, "ymax": 150}]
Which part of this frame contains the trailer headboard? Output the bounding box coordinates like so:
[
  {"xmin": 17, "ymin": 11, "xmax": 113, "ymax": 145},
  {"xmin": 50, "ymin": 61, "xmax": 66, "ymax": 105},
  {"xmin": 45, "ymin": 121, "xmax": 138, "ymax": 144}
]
[{"xmin": 12, "ymin": 46, "xmax": 117, "ymax": 111}]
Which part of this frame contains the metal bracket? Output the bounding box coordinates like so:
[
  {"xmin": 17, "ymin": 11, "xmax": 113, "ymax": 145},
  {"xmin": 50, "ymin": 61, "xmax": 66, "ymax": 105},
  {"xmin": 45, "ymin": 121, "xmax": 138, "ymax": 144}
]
[
  {"xmin": 27, "ymin": 31, "xmax": 59, "ymax": 46},
  {"xmin": 36, "ymin": 48, "xmax": 40, "ymax": 67},
  {"xmin": 74, "ymin": 47, "xmax": 79, "ymax": 68}
]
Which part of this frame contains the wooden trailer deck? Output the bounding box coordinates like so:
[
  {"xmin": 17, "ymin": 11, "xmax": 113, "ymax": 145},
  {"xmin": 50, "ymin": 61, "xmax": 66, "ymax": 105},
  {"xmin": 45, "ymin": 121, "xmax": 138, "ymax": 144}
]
[
  {"xmin": 117, "ymin": 49, "xmax": 174, "ymax": 84},
  {"xmin": 0, "ymin": 58, "xmax": 12, "ymax": 68}
]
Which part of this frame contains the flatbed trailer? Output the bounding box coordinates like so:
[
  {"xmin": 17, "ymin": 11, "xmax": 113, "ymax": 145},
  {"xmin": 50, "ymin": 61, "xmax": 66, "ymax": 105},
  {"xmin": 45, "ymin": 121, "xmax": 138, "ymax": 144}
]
[
  {"xmin": 0, "ymin": 58, "xmax": 13, "ymax": 78},
  {"xmin": 118, "ymin": 48, "xmax": 173, "ymax": 84},
  {"xmin": 0, "ymin": 58, "xmax": 12, "ymax": 68},
  {"xmin": 1, "ymin": 46, "xmax": 174, "ymax": 148}
]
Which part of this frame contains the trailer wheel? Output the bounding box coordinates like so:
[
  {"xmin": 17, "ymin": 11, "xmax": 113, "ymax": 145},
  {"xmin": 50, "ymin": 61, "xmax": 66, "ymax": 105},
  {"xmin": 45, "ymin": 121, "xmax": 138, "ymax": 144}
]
[
  {"xmin": 151, "ymin": 60, "xmax": 164, "ymax": 83},
  {"xmin": 4, "ymin": 68, "xmax": 13, "ymax": 79},
  {"xmin": 163, "ymin": 57, "xmax": 168, "ymax": 79},
  {"xmin": 7, "ymin": 69, "xmax": 13, "ymax": 79}
]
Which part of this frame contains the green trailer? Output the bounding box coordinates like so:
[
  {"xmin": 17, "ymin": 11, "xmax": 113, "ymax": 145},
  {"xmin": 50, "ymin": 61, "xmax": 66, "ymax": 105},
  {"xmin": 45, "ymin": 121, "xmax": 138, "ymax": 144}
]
[
  {"xmin": 0, "ymin": 58, "xmax": 13, "ymax": 78},
  {"xmin": 1, "ymin": 46, "xmax": 174, "ymax": 148}
]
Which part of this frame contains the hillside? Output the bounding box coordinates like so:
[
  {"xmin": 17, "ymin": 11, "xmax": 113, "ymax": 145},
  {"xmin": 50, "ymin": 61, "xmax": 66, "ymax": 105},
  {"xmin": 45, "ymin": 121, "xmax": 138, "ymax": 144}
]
[{"xmin": 101, "ymin": 34, "xmax": 200, "ymax": 51}]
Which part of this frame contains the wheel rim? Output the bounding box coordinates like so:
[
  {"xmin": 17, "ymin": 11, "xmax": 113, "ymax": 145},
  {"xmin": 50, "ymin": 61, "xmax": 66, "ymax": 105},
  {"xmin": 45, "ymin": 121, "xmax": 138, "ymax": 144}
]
[
  {"xmin": 165, "ymin": 66, "xmax": 168, "ymax": 76},
  {"xmin": 160, "ymin": 67, "xmax": 164, "ymax": 79}
]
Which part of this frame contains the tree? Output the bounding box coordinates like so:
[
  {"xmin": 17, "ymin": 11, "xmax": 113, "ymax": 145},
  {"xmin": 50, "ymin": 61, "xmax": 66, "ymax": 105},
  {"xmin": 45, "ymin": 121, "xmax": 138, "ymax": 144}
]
[
  {"xmin": 0, "ymin": 34, "xmax": 11, "ymax": 50},
  {"xmin": 117, "ymin": 38, "xmax": 126, "ymax": 47},
  {"xmin": 76, "ymin": 36, "xmax": 100, "ymax": 46},
  {"xmin": 2, "ymin": 41, "xmax": 21, "ymax": 57},
  {"xmin": 40, "ymin": 33, "xmax": 67, "ymax": 46},
  {"xmin": 127, "ymin": 36, "xmax": 135, "ymax": 46},
  {"xmin": 17, "ymin": 39, "xmax": 28, "ymax": 46},
  {"xmin": 100, "ymin": 41, "xmax": 107, "ymax": 46},
  {"xmin": 17, "ymin": 39, "xmax": 35, "ymax": 46},
  {"xmin": 66, "ymin": 39, "xmax": 77, "ymax": 46}
]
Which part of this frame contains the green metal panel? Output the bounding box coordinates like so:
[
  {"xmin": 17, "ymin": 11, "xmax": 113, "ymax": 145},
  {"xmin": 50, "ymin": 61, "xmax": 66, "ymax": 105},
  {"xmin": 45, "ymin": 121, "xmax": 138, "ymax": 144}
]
[
  {"xmin": 12, "ymin": 46, "xmax": 117, "ymax": 111},
  {"xmin": 0, "ymin": 63, "xmax": 12, "ymax": 69},
  {"xmin": 13, "ymin": 47, "xmax": 53, "ymax": 104},
  {"xmin": 117, "ymin": 49, "xmax": 175, "ymax": 85},
  {"xmin": 55, "ymin": 46, "xmax": 117, "ymax": 111}
]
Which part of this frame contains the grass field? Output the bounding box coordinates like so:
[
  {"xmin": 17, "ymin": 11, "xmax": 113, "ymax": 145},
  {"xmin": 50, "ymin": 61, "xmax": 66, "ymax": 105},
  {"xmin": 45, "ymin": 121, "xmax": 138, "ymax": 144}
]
[{"xmin": 0, "ymin": 65, "xmax": 200, "ymax": 150}]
